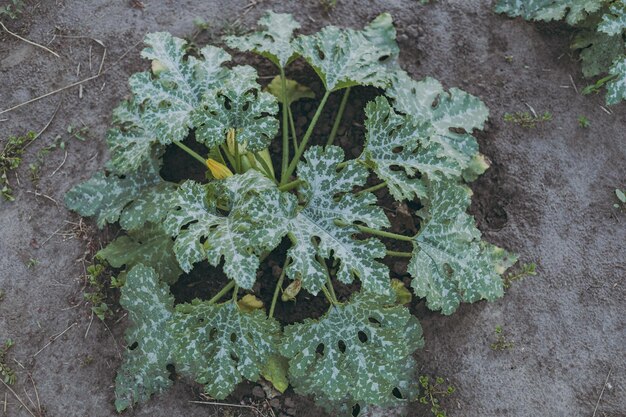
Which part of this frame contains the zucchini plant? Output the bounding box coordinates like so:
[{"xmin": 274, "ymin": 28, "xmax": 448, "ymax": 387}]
[
  {"xmin": 65, "ymin": 11, "xmax": 516, "ymax": 415},
  {"xmin": 496, "ymin": 0, "xmax": 626, "ymax": 104}
]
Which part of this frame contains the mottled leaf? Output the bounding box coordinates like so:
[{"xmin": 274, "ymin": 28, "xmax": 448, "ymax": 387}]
[
  {"xmin": 114, "ymin": 265, "xmax": 175, "ymax": 411},
  {"xmin": 281, "ymin": 292, "xmax": 423, "ymax": 406},
  {"xmin": 494, "ymin": 0, "xmax": 605, "ymax": 25},
  {"xmin": 598, "ymin": 0, "xmax": 626, "ymax": 36},
  {"xmin": 97, "ymin": 224, "xmax": 182, "ymax": 284},
  {"xmin": 285, "ymin": 146, "xmax": 391, "ymax": 295},
  {"xmin": 192, "ymin": 66, "xmax": 279, "ymax": 151},
  {"xmin": 408, "ymin": 180, "xmax": 517, "ymax": 315},
  {"xmin": 293, "ymin": 13, "xmax": 399, "ymax": 90},
  {"xmin": 171, "ymin": 301, "xmax": 281, "ymax": 399},
  {"xmin": 571, "ymin": 30, "xmax": 624, "ymax": 77},
  {"xmin": 224, "ymin": 11, "xmax": 300, "ymax": 68},
  {"xmin": 361, "ymin": 96, "xmax": 461, "ymax": 201},
  {"xmin": 606, "ymin": 56, "xmax": 626, "ymax": 104}
]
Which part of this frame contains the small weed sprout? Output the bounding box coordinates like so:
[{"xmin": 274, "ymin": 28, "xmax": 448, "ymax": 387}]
[
  {"xmin": 0, "ymin": 0, "xmax": 24, "ymax": 19},
  {"xmin": 503, "ymin": 111, "xmax": 552, "ymax": 128},
  {"xmin": 615, "ymin": 188, "xmax": 626, "ymax": 209},
  {"xmin": 0, "ymin": 131, "xmax": 36, "ymax": 201},
  {"xmin": 504, "ymin": 262, "xmax": 537, "ymax": 289},
  {"xmin": 577, "ymin": 115, "xmax": 590, "ymax": 128},
  {"xmin": 0, "ymin": 339, "xmax": 16, "ymax": 385},
  {"xmin": 491, "ymin": 325, "xmax": 514, "ymax": 351},
  {"xmin": 419, "ymin": 375, "xmax": 455, "ymax": 417}
]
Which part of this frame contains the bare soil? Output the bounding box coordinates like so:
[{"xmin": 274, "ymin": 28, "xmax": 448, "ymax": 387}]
[{"xmin": 1, "ymin": 1, "xmax": 625, "ymax": 417}]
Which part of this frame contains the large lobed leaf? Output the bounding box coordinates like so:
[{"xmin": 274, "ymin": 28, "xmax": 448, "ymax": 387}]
[
  {"xmin": 284, "ymin": 146, "xmax": 391, "ymax": 295},
  {"xmin": 598, "ymin": 0, "xmax": 626, "ymax": 36},
  {"xmin": 606, "ymin": 56, "xmax": 626, "ymax": 104},
  {"xmin": 494, "ymin": 0, "xmax": 606, "ymax": 25},
  {"xmin": 172, "ymin": 300, "xmax": 281, "ymax": 399},
  {"xmin": 164, "ymin": 171, "xmax": 285, "ymax": 288},
  {"xmin": 224, "ymin": 11, "xmax": 301, "ymax": 68},
  {"xmin": 571, "ymin": 30, "xmax": 625, "ymax": 78},
  {"xmin": 293, "ymin": 13, "xmax": 400, "ymax": 91},
  {"xmin": 408, "ymin": 180, "xmax": 517, "ymax": 315},
  {"xmin": 281, "ymin": 291, "xmax": 423, "ymax": 407}
]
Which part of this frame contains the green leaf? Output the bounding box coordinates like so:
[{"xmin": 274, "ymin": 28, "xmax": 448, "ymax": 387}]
[
  {"xmin": 130, "ymin": 32, "xmax": 231, "ymax": 144},
  {"xmin": 266, "ymin": 75, "xmax": 315, "ymax": 105},
  {"xmin": 293, "ymin": 13, "xmax": 399, "ymax": 91},
  {"xmin": 192, "ymin": 66, "xmax": 279, "ymax": 152},
  {"xmin": 606, "ymin": 56, "xmax": 626, "ymax": 104},
  {"xmin": 494, "ymin": 0, "xmax": 605, "ymax": 25},
  {"xmin": 261, "ymin": 354, "xmax": 290, "ymax": 393},
  {"xmin": 224, "ymin": 11, "xmax": 301, "ymax": 68},
  {"xmin": 598, "ymin": 1, "xmax": 626, "ymax": 36},
  {"xmin": 408, "ymin": 180, "xmax": 517, "ymax": 315},
  {"xmin": 164, "ymin": 171, "xmax": 284, "ymax": 288},
  {"xmin": 97, "ymin": 224, "xmax": 183, "ymax": 285},
  {"xmin": 65, "ymin": 158, "xmax": 174, "ymax": 229},
  {"xmin": 285, "ymin": 146, "xmax": 391, "ymax": 295},
  {"xmin": 114, "ymin": 265, "xmax": 175, "ymax": 411},
  {"xmin": 361, "ymin": 96, "xmax": 462, "ymax": 201},
  {"xmin": 281, "ymin": 292, "xmax": 423, "ymax": 406},
  {"xmin": 571, "ymin": 30, "xmax": 624, "ymax": 78},
  {"xmin": 171, "ymin": 301, "xmax": 281, "ymax": 400},
  {"xmin": 386, "ymin": 71, "xmax": 488, "ymax": 180}
]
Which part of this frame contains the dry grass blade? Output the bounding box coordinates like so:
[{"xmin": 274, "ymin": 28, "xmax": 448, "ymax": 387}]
[
  {"xmin": 0, "ymin": 379, "xmax": 37, "ymax": 417},
  {"xmin": 0, "ymin": 22, "xmax": 60, "ymax": 58}
]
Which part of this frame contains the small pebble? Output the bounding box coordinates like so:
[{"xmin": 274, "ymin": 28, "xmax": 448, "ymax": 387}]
[{"xmin": 252, "ymin": 386, "xmax": 265, "ymax": 399}]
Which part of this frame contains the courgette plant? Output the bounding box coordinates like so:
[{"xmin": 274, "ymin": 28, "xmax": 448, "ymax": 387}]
[
  {"xmin": 65, "ymin": 11, "xmax": 516, "ymax": 415},
  {"xmin": 496, "ymin": 0, "xmax": 626, "ymax": 104}
]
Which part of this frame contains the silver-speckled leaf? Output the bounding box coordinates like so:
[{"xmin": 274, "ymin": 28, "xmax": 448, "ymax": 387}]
[
  {"xmin": 192, "ymin": 66, "xmax": 279, "ymax": 151},
  {"xmin": 494, "ymin": 0, "xmax": 604, "ymax": 25},
  {"xmin": 599, "ymin": 1, "xmax": 626, "ymax": 36},
  {"xmin": 606, "ymin": 57, "xmax": 626, "ymax": 105},
  {"xmin": 285, "ymin": 146, "xmax": 391, "ymax": 295},
  {"xmin": 97, "ymin": 224, "xmax": 182, "ymax": 285},
  {"xmin": 130, "ymin": 32, "xmax": 231, "ymax": 143},
  {"xmin": 164, "ymin": 171, "xmax": 284, "ymax": 288},
  {"xmin": 65, "ymin": 159, "xmax": 174, "ymax": 229},
  {"xmin": 281, "ymin": 292, "xmax": 423, "ymax": 406},
  {"xmin": 386, "ymin": 70, "xmax": 488, "ymax": 180},
  {"xmin": 171, "ymin": 301, "xmax": 281, "ymax": 399},
  {"xmin": 571, "ymin": 30, "xmax": 625, "ymax": 78},
  {"xmin": 114, "ymin": 265, "xmax": 175, "ymax": 412},
  {"xmin": 293, "ymin": 13, "xmax": 399, "ymax": 91},
  {"xmin": 408, "ymin": 180, "xmax": 517, "ymax": 315},
  {"xmin": 361, "ymin": 96, "xmax": 462, "ymax": 201},
  {"xmin": 224, "ymin": 11, "xmax": 300, "ymax": 68}
]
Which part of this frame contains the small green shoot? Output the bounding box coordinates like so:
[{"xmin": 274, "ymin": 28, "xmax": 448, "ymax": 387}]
[
  {"xmin": 320, "ymin": 0, "xmax": 338, "ymax": 11},
  {"xmin": 0, "ymin": 289, "xmax": 4, "ymax": 302},
  {"xmin": 419, "ymin": 375, "xmax": 455, "ymax": 417},
  {"xmin": 504, "ymin": 55, "xmax": 514, "ymax": 63},
  {"xmin": 504, "ymin": 262, "xmax": 537, "ymax": 289},
  {"xmin": 503, "ymin": 111, "xmax": 552, "ymax": 128},
  {"xmin": 0, "ymin": 0, "xmax": 24, "ymax": 19},
  {"xmin": 0, "ymin": 131, "xmax": 36, "ymax": 201},
  {"xmin": 615, "ymin": 188, "xmax": 626, "ymax": 209},
  {"xmin": 26, "ymin": 258, "xmax": 39, "ymax": 269},
  {"xmin": 491, "ymin": 325, "xmax": 514, "ymax": 351},
  {"xmin": 67, "ymin": 125, "xmax": 89, "ymax": 142},
  {"xmin": 0, "ymin": 339, "xmax": 16, "ymax": 385},
  {"xmin": 577, "ymin": 115, "xmax": 590, "ymax": 128},
  {"xmin": 83, "ymin": 261, "xmax": 112, "ymax": 321}
]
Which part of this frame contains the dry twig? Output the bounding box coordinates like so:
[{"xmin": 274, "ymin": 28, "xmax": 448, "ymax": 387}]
[{"xmin": 0, "ymin": 22, "xmax": 60, "ymax": 58}]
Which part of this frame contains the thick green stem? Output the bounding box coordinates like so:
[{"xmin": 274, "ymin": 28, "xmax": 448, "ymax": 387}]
[
  {"xmin": 288, "ymin": 107, "xmax": 298, "ymax": 149},
  {"xmin": 269, "ymin": 258, "xmax": 289, "ymax": 318},
  {"xmin": 280, "ymin": 68, "xmax": 290, "ymax": 184},
  {"xmin": 326, "ymin": 87, "xmax": 351, "ymax": 147},
  {"xmin": 232, "ymin": 284, "xmax": 239, "ymax": 302},
  {"xmin": 253, "ymin": 152, "xmax": 276, "ymax": 182},
  {"xmin": 321, "ymin": 286, "xmax": 336, "ymax": 305},
  {"xmin": 208, "ymin": 281, "xmax": 236, "ymax": 304},
  {"xmin": 282, "ymin": 90, "xmax": 332, "ymax": 185},
  {"xmin": 386, "ymin": 250, "xmax": 413, "ymax": 258},
  {"xmin": 174, "ymin": 141, "xmax": 206, "ymax": 166},
  {"xmin": 220, "ymin": 144, "xmax": 237, "ymax": 171},
  {"xmin": 278, "ymin": 179, "xmax": 303, "ymax": 192},
  {"xmin": 317, "ymin": 255, "xmax": 338, "ymax": 303},
  {"xmin": 335, "ymin": 220, "xmax": 414, "ymax": 242},
  {"xmin": 357, "ymin": 181, "xmax": 387, "ymax": 195}
]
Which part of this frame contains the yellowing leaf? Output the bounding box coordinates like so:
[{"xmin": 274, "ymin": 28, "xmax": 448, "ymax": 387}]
[
  {"xmin": 238, "ymin": 294, "xmax": 264, "ymax": 312},
  {"xmin": 260, "ymin": 354, "xmax": 290, "ymax": 393},
  {"xmin": 266, "ymin": 76, "xmax": 315, "ymax": 105},
  {"xmin": 391, "ymin": 279, "xmax": 412, "ymax": 305}
]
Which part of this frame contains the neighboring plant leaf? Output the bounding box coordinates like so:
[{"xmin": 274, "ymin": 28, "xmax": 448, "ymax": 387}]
[
  {"xmin": 114, "ymin": 265, "xmax": 175, "ymax": 412},
  {"xmin": 130, "ymin": 32, "xmax": 231, "ymax": 144},
  {"xmin": 281, "ymin": 292, "xmax": 423, "ymax": 407},
  {"xmin": 293, "ymin": 13, "xmax": 399, "ymax": 90},
  {"xmin": 171, "ymin": 300, "xmax": 281, "ymax": 399},
  {"xmin": 360, "ymin": 96, "xmax": 462, "ymax": 201},
  {"xmin": 224, "ymin": 11, "xmax": 301, "ymax": 68},
  {"xmin": 284, "ymin": 146, "xmax": 391, "ymax": 295},
  {"xmin": 606, "ymin": 56, "xmax": 626, "ymax": 104},
  {"xmin": 192, "ymin": 65, "xmax": 279, "ymax": 152},
  {"xmin": 266, "ymin": 75, "xmax": 315, "ymax": 105},
  {"xmin": 97, "ymin": 224, "xmax": 182, "ymax": 285},
  {"xmin": 164, "ymin": 171, "xmax": 283, "ymax": 288},
  {"xmin": 598, "ymin": 0, "xmax": 626, "ymax": 35},
  {"xmin": 571, "ymin": 30, "xmax": 625, "ymax": 77},
  {"xmin": 64, "ymin": 158, "xmax": 173, "ymax": 229},
  {"xmin": 408, "ymin": 180, "xmax": 517, "ymax": 315},
  {"xmin": 494, "ymin": 0, "xmax": 605, "ymax": 25}
]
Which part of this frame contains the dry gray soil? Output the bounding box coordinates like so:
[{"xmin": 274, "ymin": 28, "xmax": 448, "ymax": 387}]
[{"xmin": 1, "ymin": 1, "xmax": 625, "ymax": 416}]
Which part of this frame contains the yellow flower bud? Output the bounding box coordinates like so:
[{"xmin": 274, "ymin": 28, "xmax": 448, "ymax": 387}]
[
  {"xmin": 206, "ymin": 158, "xmax": 233, "ymax": 179},
  {"xmin": 237, "ymin": 294, "xmax": 264, "ymax": 312},
  {"xmin": 281, "ymin": 279, "xmax": 302, "ymax": 302}
]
